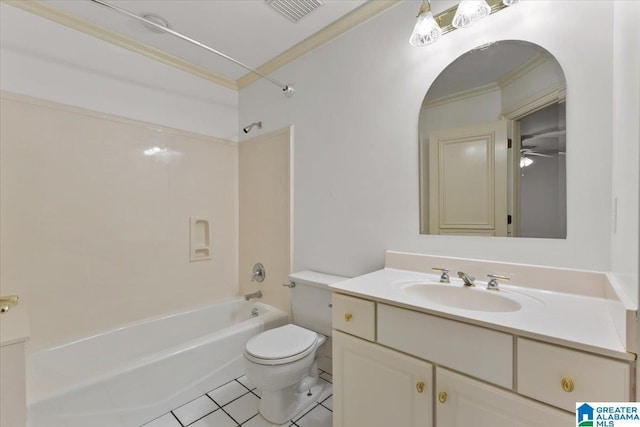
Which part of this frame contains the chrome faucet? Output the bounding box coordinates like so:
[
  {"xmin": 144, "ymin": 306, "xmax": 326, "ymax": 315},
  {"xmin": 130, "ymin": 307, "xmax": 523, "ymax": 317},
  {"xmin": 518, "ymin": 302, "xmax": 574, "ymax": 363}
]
[
  {"xmin": 243, "ymin": 290, "xmax": 262, "ymax": 301},
  {"xmin": 457, "ymin": 271, "xmax": 476, "ymax": 287}
]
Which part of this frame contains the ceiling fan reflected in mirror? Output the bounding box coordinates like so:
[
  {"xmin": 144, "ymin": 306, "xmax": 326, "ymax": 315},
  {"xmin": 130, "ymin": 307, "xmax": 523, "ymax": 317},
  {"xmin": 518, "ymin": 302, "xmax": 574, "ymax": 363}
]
[{"xmin": 520, "ymin": 147, "xmax": 554, "ymax": 168}]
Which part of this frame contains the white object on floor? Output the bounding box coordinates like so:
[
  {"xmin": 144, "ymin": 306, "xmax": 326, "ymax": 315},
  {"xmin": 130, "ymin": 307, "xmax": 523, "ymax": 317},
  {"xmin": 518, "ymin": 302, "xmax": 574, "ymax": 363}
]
[{"xmin": 243, "ymin": 271, "xmax": 346, "ymax": 424}]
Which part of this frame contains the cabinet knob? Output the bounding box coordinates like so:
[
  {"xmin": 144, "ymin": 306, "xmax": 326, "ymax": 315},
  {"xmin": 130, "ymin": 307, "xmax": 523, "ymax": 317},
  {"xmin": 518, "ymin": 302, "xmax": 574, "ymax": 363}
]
[
  {"xmin": 344, "ymin": 313, "xmax": 353, "ymax": 322},
  {"xmin": 416, "ymin": 381, "xmax": 425, "ymax": 393},
  {"xmin": 438, "ymin": 391, "xmax": 448, "ymax": 403},
  {"xmin": 561, "ymin": 377, "xmax": 575, "ymax": 393}
]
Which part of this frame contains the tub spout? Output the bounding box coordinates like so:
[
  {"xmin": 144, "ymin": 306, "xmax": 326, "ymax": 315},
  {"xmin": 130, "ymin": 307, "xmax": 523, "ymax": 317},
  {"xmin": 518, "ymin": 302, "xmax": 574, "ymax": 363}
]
[{"xmin": 244, "ymin": 291, "xmax": 262, "ymax": 301}]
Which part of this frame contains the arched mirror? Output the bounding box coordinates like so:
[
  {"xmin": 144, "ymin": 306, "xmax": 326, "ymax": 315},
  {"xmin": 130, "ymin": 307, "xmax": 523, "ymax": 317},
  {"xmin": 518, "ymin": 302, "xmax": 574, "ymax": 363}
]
[{"xmin": 419, "ymin": 40, "xmax": 566, "ymax": 238}]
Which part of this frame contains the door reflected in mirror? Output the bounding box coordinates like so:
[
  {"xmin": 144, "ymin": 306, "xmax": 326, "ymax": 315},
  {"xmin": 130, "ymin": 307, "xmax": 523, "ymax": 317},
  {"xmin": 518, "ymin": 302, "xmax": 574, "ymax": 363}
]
[{"xmin": 419, "ymin": 40, "xmax": 566, "ymax": 238}]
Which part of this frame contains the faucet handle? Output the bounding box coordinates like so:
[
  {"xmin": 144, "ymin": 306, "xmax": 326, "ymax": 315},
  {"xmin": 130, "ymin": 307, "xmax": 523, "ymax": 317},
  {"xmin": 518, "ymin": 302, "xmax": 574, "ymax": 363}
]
[
  {"xmin": 487, "ymin": 274, "xmax": 509, "ymax": 291},
  {"xmin": 251, "ymin": 263, "xmax": 265, "ymax": 282},
  {"xmin": 432, "ymin": 267, "xmax": 450, "ymax": 283}
]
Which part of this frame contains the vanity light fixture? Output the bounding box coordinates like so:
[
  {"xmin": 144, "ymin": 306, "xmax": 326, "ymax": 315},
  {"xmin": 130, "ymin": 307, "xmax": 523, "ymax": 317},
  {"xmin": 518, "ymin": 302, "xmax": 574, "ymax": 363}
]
[
  {"xmin": 409, "ymin": 0, "xmax": 518, "ymax": 47},
  {"xmin": 452, "ymin": 0, "xmax": 491, "ymax": 29},
  {"xmin": 409, "ymin": 1, "xmax": 442, "ymax": 47}
]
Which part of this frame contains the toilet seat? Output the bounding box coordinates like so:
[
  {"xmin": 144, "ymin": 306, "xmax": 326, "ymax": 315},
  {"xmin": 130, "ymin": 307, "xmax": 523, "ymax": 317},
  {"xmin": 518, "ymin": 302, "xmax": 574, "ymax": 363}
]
[{"xmin": 245, "ymin": 324, "xmax": 318, "ymax": 365}]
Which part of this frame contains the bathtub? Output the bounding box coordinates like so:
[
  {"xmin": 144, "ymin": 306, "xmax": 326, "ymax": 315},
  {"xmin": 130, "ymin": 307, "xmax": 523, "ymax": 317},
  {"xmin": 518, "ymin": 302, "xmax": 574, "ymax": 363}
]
[{"xmin": 27, "ymin": 298, "xmax": 288, "ymax": 427}]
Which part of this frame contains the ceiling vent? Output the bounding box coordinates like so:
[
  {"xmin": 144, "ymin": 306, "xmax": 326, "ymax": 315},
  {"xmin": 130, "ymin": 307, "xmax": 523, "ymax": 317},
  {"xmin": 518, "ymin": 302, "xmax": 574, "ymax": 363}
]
[{"xmin": 265, "ymin": 0, "xmax": 325, "ymax": 23}]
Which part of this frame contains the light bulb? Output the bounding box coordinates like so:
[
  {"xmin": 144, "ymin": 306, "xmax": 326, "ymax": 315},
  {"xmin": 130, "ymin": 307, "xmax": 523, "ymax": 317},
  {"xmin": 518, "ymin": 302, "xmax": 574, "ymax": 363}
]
[
  {"xmin": 520, "ymin": 156, "xmax": 533, "ymax": 168},
  {"xmin": 452, "ymin": 0, "xmax": 491, "ymax": 28},
  {"xmin": 409, "ymin": 8, "xmax": 442, "ymax": 46}
]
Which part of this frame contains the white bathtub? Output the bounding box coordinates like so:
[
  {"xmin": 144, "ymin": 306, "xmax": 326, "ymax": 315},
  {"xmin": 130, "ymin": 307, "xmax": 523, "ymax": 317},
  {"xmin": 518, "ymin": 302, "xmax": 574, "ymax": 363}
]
[{"xmin": 27, "ymin": 298, "xmax": 288, "ymax": 427}]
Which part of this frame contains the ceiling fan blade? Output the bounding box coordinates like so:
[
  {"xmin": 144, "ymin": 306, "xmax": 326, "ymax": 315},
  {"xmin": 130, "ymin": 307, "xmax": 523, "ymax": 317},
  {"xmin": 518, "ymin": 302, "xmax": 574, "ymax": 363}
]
[{"xmin": 527, "ymin": 152, "xmax": 555, "ymax": 158}]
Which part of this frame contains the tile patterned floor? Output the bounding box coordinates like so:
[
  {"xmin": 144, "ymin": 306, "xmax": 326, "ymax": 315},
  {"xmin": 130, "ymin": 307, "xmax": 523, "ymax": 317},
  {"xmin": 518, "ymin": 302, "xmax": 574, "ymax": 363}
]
[{"xmin": 142, "ymin": 371, "xmax": 333, "ymax": 427}]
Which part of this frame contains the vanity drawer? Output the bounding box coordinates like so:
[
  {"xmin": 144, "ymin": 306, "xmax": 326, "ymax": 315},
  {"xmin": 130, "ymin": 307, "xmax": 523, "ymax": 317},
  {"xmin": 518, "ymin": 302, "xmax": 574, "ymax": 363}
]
[
  {"xmin": 517, "ymin": 338, "xmax": 630, "ymax": 412},
  {"xmin": 332, "ymin": 293, "xmax": 376, "ymax": 341},
  {"xmin": 377, "ymin": 304, "xmax": 513, "ymax": 389}
]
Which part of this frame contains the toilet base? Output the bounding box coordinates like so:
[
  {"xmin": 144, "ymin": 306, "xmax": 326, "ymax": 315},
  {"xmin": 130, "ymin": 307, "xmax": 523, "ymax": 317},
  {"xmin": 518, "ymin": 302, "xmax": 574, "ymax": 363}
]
[{"xmin": 259, "ymin": 379, "xmax": 325, "ymax": 424}]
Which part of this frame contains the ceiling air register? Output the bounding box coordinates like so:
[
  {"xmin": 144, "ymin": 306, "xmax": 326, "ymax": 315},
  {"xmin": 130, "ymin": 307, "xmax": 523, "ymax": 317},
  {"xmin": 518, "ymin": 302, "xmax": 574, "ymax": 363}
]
[{"xmin": 265, "ymin": 0, "xmax": 325, "ymax": 23}]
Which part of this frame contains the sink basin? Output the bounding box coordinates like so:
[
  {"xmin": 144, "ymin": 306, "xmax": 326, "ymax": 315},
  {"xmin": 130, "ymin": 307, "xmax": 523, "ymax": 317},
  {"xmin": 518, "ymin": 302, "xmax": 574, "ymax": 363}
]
[{"xmin": 403, "ymin": 284, "xmax": 521, "ymax": 312}]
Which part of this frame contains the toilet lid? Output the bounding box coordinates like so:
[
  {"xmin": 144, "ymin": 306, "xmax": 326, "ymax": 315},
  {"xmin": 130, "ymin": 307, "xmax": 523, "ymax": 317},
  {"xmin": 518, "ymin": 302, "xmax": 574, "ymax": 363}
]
[{"xmin": 245, "ymin": 324, "xmax": 317, "ymax": 360}]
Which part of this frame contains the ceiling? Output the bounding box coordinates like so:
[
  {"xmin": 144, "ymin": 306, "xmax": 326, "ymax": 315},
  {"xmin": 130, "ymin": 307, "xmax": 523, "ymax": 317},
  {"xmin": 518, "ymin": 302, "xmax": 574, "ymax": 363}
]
[
  {"xmin": 426, "ymin": 40, "xmax": 548, "ymax": 101},
  {"xmin": 42, "ymin": 0, "xmax": 370, "ymax": 83}
]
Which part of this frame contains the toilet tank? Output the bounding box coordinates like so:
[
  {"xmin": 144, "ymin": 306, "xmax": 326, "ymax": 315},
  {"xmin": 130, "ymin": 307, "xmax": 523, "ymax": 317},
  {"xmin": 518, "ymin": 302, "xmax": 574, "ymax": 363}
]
[{"xmin": 289, "ymin": 270, "xmax": 348, "ymax": 337}]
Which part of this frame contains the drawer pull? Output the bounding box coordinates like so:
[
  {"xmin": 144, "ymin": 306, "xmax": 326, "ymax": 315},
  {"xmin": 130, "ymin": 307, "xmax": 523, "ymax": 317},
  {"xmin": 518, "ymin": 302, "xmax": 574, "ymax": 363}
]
[
  {"xmin": 344, "ymin": 313, "xmax": 353, "ymax": 322},
  {"xmin": 561, "ymin": 377, "xmax": 575, "ymax": 393},
  {"xmin": 416, "ymin": 381, "xmax": 425, "ymax": 393},
  {"xmin": 438, "ymin": 391, "xmax": 447, "ymax": 403}
]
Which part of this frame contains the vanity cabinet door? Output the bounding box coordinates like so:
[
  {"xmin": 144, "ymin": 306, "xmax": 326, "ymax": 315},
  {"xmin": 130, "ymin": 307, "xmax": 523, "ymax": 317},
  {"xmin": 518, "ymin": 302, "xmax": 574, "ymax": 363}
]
[
  {"xmin": 436, "ymin": 368, "xmax": 574, "ymax": 427},
  {"xmin": 333, "ymin": 330, "xmax": 432, "ymax": 427}
]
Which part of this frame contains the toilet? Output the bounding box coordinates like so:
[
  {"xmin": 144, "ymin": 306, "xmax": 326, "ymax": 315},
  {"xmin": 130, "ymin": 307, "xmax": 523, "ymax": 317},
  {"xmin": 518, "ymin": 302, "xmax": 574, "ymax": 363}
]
[{"xmin": 243, "ymin": 270, "xmax": 347, "ymax": 424}]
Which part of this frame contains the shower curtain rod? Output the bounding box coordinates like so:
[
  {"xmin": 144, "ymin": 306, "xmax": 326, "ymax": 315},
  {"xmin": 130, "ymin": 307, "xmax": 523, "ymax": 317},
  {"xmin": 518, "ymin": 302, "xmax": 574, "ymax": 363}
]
[{"xmin": 88, "ymin": 0, "xmax": 295, "ymax": 97}]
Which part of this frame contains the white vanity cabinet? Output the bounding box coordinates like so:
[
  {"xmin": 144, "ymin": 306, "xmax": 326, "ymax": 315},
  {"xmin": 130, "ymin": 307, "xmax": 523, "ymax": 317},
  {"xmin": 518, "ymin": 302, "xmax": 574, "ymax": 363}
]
[
  {"xmin": 436, "ymin": 368, "xmax": 574, "ymax": 426},
  {"xmin": 333, "ymin": 330, "xmax": 433, "ymax": 427},
  {"xmin": 331, "ymin": 293, "xmax": 633, "ymax": 427}
]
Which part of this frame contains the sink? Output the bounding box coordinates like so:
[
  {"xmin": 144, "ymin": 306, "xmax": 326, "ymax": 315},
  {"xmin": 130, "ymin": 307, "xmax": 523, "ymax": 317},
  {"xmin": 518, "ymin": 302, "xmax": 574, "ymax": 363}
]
[{"xmin": 403, "ymin": 284, "xmax": 521, "ymax": 312}]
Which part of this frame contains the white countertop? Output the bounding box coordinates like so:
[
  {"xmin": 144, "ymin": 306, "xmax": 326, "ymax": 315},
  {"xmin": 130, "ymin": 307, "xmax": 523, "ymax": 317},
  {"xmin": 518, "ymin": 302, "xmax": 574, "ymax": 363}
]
[
  {"xmin": 0, "ymin": 300, "xmax": 30, "ymax": 347},
  {"xmin": 331, "ymin": 268, "xmax": 634, "ymax": 361}
]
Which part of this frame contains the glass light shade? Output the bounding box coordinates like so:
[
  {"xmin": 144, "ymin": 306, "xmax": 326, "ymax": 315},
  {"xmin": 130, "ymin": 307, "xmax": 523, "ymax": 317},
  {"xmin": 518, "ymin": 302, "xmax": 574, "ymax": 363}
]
[
  {"xmin": 409, "ymin": 11, "xmax": 442, "ymax": 46},
  {"xmin": 452, "ymin": 0, "xmax": 491, "ymax": 28},
  {"xmin": 503, "ymin": 0, "xmax": 519, "ymax": 5},
  {"xmin": 520, "ymin": 156, "xmax": 533, "ymax": 168}
]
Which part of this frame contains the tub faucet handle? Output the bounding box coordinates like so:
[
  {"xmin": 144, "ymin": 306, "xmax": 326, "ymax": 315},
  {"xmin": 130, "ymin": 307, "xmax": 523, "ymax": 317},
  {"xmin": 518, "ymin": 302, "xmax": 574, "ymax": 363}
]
[{"xmin": 251, "ymin": 263, "xmax": 265, "ymax": 282}]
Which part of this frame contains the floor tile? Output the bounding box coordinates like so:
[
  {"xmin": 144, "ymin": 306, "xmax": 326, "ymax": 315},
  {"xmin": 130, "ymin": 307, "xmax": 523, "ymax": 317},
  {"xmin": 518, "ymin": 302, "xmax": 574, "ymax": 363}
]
[
  {"xmin": 242, "ymin": 413, "xmax": 292, "ymax": 427},
  {"xmin": 320, "ymin": 395, "xmax": 332, "ymax": 411},
  {"xmin": 295, "ymin": 405, "xmax": 332, "ymax": 427},
  {"xmin": 172, "ymin": 395, "xmax": 219, "ymax": 426},
  {"xmin": 223, "ymin": 392, "xmax": 260, "ymax": 424},
  {"xmin": 141, "ymin": 413, "xmax": 182, "ymax": 427},
  {"xmin": 319, "ymin": 372, "xmax": 332, "ymax": 384},
  {"xmin": 315, "ymin": 383, "xmax": 332, "ymax": 404},
  {"xmin": 189, "ymin": 409, "xmax": 237, "ymax": 427},
  {"xmin": 237, "ymin": 375, "xmax": 256, "ymax": 391},
  {"xmin": 251, "ymin": 387, "xmax": 263, "ymax": 398},
  {"xmin": 208, "ymin": 380, "xmax": 251, "ymax": 406}
]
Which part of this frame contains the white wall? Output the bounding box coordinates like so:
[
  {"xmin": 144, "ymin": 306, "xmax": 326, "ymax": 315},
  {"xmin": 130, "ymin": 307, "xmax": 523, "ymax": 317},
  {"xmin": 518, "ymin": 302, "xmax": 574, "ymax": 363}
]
[
  {"xmin": 421, "ymin": 90, "xmax": 502, "ymax": 135},
  {"xmin": 0, "ymin": 3, "xmax": 239, "ymax": 140},
  {"xmin": 240, "ymin": 1, "xmax": 616, "ymax": 278},
  {"xmin": 0, "ymin": 4, "xmax": 241, "ymax": 351},
  {"xmin": 0, "ymin": 94, "xmax": 239, "ymax": 352},
  {"xmin": 611, "ymin": 0, "xmax": 640, "ymax": 307}
]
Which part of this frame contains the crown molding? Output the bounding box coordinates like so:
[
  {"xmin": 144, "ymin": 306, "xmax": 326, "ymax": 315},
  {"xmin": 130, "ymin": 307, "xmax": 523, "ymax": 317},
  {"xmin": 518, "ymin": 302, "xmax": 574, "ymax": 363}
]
[
  {"xmin": 4, "ymin": 0, "xmax": 399, "ymax": 93},
  {"xmin": 236, "ymin": 0, "xmax": 401, "ymax": 90},
  {"xmin": 424, "ymin": 51, "xmax": 557, "ymax": 110},
  {"xmin": 3, "ymin": 0, "xmax": 238, "ymax": 90},
  {"xmin": 423, "ymin": 82, "xmax": 501, "ymax": 110},
  {"xmin": 502, "ymin": 84, "xmax": 566, "ymax": 120},
  {"xmin": 497, "ymin": 52, "xmax": 551, "ymax": 89}
]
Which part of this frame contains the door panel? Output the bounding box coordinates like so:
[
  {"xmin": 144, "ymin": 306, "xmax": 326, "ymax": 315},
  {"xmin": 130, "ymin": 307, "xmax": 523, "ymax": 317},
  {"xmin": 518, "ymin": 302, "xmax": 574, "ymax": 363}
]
[{"xmin": 428, "ymin": 120, "xmax": 508, "ymax": 236}]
